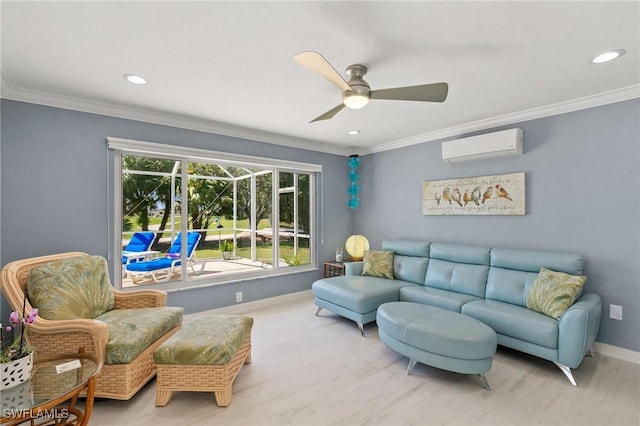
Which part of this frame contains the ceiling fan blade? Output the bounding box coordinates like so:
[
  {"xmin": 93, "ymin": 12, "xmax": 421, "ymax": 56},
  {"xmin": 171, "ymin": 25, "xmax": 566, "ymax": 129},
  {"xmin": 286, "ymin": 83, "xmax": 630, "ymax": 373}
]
[
  {"xmin": 370, "ymin": 82, "xmax": 449, "ymax": 103},
  {"xmin": 310, "ymin": 103, "xmax": 346, "ymax": 123},
  {"xmin": 295, "ymin": 51, "xmax": 351, "ymax": 92}
]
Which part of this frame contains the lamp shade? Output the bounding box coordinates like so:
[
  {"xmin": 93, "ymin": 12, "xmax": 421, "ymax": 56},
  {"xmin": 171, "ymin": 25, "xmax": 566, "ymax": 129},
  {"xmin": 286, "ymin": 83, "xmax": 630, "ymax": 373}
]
[
  {"xmin": 343, "ymin": 94, "xmax": 369, "ymax": 109},
  {"xmin": 345, "ymin": 235, "xmax": 369, "ymax": 261}
]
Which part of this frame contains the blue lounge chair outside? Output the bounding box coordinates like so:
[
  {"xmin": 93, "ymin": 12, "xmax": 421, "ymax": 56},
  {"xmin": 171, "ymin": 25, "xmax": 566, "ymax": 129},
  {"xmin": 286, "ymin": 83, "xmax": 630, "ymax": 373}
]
[
  {"xmin": 122, "ymin": 231, "xmax": 156, "ymax": 264},
  {"xmin": 121, "ymin": 231, "xmax": 157, "ymax": 277},
  {"xmin": 126, "ymin": 232, "xmax": 202, "ymax": 283}
]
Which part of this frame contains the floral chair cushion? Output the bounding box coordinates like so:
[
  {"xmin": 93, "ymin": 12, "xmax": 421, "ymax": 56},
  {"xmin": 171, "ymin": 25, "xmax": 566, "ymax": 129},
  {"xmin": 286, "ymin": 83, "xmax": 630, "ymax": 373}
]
[
  {"xmin": 153, "ymin": 315, "xmax": 253, "ymax": 365},
  {"xmin": 95, "ymin": 307, "xmax": 184, "ymax": 364},
  {"xmin": 28, "ymin": 255, "xmax": 115, "ymax": 320}
]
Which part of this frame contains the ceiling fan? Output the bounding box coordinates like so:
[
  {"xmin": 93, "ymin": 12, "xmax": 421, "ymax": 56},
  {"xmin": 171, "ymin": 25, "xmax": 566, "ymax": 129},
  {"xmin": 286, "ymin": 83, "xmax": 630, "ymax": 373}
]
[{"xmin": 294, "ymin": 51, "xmax": 448, "ymax": 123}]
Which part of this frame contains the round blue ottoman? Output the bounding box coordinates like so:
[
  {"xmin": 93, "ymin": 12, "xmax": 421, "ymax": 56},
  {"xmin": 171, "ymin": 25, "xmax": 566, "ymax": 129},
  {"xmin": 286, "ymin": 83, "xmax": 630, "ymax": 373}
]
[{"xmin": 377, "ymin": 302, "xmax": 497, "ymax": 390}]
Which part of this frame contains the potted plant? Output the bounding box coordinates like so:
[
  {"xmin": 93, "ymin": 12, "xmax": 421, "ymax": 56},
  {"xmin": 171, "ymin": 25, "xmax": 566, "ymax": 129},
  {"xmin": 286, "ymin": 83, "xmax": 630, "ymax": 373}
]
[
  {"xmin": 1, "ymin": 298, "xmax": 38, "ymax": 390},
  {"xmin": 220, "ymin": 240, "xmax": 235, "ymax": 260}
]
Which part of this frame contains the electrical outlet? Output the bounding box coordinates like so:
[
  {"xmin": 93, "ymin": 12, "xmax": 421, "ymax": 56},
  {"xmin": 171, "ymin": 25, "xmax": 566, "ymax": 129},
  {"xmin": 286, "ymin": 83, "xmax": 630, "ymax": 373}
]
[
  {"xmin": 609, "ymin": 304, "xmax": 622, "ymax": 321},
  {"xmin": 236, "ymin": 292, "xmax": 243, "ymax": 303}
]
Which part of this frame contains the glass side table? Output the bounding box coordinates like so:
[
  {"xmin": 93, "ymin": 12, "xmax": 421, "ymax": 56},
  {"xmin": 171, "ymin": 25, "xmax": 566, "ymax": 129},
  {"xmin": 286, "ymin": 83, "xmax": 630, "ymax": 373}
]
[{"xmin": 1, "ymin": 353, "xmax": 102, "ymax": 426}]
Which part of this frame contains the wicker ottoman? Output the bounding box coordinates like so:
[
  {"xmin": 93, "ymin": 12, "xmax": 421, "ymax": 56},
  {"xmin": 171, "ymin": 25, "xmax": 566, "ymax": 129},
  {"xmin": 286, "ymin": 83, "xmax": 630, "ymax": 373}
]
[{"xmin": 153, "ymin": 315, "xmax": 253, "ymax": 407}]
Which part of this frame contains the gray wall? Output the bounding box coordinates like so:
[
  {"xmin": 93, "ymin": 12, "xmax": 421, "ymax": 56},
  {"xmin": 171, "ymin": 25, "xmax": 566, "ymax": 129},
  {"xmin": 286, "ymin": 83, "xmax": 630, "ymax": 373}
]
[
  {"xmin": 2, "ymin": 98, "xmax": 638, "ymax": 352},
  {"xmin": 0, "ymin": 100, "xmax": 352, "ymax": 314},
  {"xmin": 356, "ymin": 98, "xmax": 639, "ymax": 351}
]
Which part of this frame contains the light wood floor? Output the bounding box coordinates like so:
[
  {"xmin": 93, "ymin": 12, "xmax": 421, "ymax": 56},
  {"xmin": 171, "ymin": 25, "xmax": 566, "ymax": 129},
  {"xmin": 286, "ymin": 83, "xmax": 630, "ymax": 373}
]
[{"xmin": 90, "ymin": 294, "xmax": 640, "ymax": 426}]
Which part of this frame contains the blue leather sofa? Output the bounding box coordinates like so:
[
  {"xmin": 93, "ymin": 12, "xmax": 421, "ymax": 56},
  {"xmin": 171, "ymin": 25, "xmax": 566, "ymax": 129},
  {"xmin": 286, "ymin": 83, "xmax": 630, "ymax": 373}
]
[{"xmin": 312, "ymin": 240, "xmax": 602, "ymax": 385}]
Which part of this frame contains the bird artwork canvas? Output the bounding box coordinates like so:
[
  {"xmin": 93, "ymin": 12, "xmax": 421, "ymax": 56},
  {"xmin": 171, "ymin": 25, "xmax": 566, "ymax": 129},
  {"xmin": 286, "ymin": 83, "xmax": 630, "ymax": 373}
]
[{"xmin": 422, "ymin": 172, "xmax": 525, "ymax": 215}]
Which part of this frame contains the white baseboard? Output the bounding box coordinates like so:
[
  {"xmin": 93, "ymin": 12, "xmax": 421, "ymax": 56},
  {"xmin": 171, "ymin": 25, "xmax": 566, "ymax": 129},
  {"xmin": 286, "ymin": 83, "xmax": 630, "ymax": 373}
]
[
  {"xmin": 592, "ymin": 342, "xmax": 640, "ymax": 364},
  {"xmin": 185, "ymin": 289, "xmax": 312, "ymax": 318},
  {"xmin": 186, "ymin": 291, "xmax": 640, "ymax": 365}
]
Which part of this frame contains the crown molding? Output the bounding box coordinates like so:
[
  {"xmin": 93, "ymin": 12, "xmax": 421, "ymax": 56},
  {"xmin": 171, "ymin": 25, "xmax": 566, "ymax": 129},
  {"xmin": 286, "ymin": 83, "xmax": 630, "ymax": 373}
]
[
  {"xmin": 2, "ymin": 69, "xmax": 637, "ymax": 158},
  {"xmin": 359, "ymin": 85, "xmax": 640, "ymax": 155},
  {"xmin": 0, "ymin": 70, "xmax": 352, "ymax": 157}
]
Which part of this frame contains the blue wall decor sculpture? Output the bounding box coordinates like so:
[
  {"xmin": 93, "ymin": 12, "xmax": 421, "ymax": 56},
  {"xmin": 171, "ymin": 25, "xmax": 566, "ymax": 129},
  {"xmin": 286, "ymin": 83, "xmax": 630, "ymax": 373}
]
[{"xmin": 348, "ymin": 154, "xmax": 360, "ymax": 209}]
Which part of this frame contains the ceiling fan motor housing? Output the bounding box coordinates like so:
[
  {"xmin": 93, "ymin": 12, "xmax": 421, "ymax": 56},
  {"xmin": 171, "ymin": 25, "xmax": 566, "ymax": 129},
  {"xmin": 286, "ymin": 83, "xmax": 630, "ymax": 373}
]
[{"xmin": 343, "ymin": 64, "xmax": 371, "ymax": 105}]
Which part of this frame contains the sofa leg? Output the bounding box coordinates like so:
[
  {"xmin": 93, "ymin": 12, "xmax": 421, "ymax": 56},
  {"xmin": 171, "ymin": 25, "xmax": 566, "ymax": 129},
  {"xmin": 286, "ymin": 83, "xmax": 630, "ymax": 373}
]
[
  {"xmin": 357, "ymin": 322, "xmax": 365, "ymax": 337},
  {"xmin": 477, "ymin": 373, "xmax": 491, "ymax": 391},
  {"xmin": 315, "ymin": 306, "xmax": 323, "ymax": 316},
  {"xmin": 586, "ymin": 348, "xmax": 594, "ymax": 358},
  {"xmin": 553, "ymin": 362, "xmax": 577, "ymax": 386},
  {"xmin": 406, "ymin": 359, "xmax": 417, "ymax": 375}
]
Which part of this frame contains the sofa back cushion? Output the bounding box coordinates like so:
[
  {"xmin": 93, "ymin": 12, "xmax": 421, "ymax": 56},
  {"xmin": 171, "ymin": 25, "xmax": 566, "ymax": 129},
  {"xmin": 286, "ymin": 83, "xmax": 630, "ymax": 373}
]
[
  {"xmin": 424, "ymin": 243, "xmax": 491, "ymax": 298},
  {"xmin": 486, "ymin": 248, "xmax": 584, "ymax": 307},
  {"xmin": 28, "ymin": 255, "xmax": 115, "ymax": 320},
  {"xmin": 382, "ymin": 240, "xmax": 430, "ymax": 285}
]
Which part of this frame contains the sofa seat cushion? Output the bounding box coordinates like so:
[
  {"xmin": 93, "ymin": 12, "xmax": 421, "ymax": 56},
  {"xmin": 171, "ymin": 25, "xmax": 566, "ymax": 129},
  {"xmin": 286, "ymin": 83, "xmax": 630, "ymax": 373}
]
[
  {"xmin": 312, "ymin": 276, "xmax": 413, "ymax": 314},
  {"xmin": 462, "ymin": 300, "xmax": 558, "ymax": 349},
  {"xmin": 399, "ymin": 286, "xmax": 480, "ymax": 313},
  {"xmin": 95, "ymin": 307, "xmax": 184, "ymax": 364},
  {"xmin": 154, "ymin": 315, "xmax": 253, "ymax": 365}
]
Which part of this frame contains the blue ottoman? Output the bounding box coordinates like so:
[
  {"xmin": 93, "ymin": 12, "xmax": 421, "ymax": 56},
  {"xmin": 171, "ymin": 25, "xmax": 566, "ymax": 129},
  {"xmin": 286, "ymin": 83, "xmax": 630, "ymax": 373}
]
[{"xmin": 377, "ymin": 302, "xmax": 497, "ymax": 390}]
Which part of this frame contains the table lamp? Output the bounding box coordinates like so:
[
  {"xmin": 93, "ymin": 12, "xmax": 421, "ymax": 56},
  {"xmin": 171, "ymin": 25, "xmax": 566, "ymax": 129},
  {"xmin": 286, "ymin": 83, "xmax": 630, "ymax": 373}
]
[{"xmin": 345, "ymin": 235, "xmax": 369, "ymax": 261}]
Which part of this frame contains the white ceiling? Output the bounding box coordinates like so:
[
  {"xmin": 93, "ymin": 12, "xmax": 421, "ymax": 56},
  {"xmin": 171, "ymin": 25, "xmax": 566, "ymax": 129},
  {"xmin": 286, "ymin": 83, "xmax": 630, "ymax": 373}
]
[{"xmin": 1, "ymin": 1, "xmax": 639, "ymax": 156}]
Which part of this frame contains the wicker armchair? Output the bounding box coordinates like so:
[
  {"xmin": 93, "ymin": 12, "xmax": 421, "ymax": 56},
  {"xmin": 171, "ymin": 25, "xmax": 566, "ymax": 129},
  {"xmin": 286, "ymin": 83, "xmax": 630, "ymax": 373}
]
[{"xmin": 0, "ymin": 252, "xmax": 182, "ymax": 400}]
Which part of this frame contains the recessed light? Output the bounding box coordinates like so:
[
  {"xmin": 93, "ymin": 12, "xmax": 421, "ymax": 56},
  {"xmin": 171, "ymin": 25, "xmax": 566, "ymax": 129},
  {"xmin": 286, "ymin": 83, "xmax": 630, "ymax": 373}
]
[
  {"xmin": 591, "ymin": 49, "xmax": 626, "ymax": 64},
  {"xmin": 123, "ymin": 74, "xmax": 148, "ymax": 85},
  {"xmin": 348, "ymin": 130, "xmax": 360, "ymax": 135}
]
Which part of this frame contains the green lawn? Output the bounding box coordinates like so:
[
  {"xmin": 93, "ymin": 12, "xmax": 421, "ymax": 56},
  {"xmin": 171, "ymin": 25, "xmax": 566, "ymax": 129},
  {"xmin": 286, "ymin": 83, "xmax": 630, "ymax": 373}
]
[
  {"xmin": 128, "ymin": 217, "xmax": 270, "ymax": 235},
  {"xmin": 196, "ymin": 245, "xmax": 309, "ymax": 265}
]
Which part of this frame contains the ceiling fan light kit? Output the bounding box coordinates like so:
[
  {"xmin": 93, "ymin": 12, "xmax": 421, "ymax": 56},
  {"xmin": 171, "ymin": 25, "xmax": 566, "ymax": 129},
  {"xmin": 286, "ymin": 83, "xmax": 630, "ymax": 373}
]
[
  {"xmin": 342, "ymin": 64, "xmax": 371, "ymax": 109},
  {"xmin": 343, "ymin": 93, "xmax": 369, "ymax": 109},
  {"xmin": 294, "ymin": 51, "xmax": 448, "ymax": 123}
]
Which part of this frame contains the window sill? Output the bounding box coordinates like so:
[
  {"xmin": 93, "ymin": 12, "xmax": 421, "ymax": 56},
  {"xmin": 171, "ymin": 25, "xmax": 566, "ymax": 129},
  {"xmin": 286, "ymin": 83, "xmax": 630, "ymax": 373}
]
[{"xmin": 120, "ymin": 264, "xmax": 318, "ymax": 293}]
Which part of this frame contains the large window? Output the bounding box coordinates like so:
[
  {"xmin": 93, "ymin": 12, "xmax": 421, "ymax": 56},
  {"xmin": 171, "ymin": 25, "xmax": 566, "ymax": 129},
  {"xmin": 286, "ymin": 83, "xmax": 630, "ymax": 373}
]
[{"xmin": 109, "ymin": 138, "xmax": 319, "ymax": 289}]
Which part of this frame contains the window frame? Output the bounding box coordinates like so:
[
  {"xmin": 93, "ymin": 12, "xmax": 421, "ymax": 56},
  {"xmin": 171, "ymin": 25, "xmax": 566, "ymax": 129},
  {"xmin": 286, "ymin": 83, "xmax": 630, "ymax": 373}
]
[{"xmin": 108, "ymin": 137, "xmax": 321, "ymax": 291}]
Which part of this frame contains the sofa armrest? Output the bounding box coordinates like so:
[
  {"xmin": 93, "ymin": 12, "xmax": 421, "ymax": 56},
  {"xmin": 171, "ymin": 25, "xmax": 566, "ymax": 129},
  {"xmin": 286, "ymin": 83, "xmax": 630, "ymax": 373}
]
[
  {"xmin": 112, "ymin": 288, "xmax": 167, "ymax": 309},
  {"xmin": 558, "ymin": 293, "xmax": 602, "ymax": 368},
  {"xmin": 27, "ymin": 317, "xmax": 109, "ymax": 361},
  {"xmin": 345, "ymin": 261, "xmax": 363, "ymax": 276}
]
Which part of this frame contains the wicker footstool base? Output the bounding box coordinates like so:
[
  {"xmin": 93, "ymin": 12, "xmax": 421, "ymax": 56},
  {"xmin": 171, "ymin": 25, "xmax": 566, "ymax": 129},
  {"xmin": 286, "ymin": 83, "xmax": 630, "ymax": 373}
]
[{"xmin": 154, "ymin": 315, "xmax": 253, "ymax": 407}]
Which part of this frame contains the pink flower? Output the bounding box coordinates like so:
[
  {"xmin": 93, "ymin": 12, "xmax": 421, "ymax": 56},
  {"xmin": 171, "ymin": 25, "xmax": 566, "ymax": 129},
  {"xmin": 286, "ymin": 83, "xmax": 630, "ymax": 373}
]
[
  {"xmin": 1, "ymin": 300, "xmax": 38, "ymax": 362},
  {"xmin": 8, "ymin": 312, "xmax": 20, "ymax": 326},
  {"xmin": 25, "ymin": 309, "xmax": 38, "ymax": 325}
]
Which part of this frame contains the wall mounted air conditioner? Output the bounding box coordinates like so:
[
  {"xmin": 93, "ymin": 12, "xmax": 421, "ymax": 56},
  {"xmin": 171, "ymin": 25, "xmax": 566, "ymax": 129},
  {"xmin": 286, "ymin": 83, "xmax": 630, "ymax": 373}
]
[{"xmin": 442, "ymin": 128, "xmax": 523, "ymax": 163}]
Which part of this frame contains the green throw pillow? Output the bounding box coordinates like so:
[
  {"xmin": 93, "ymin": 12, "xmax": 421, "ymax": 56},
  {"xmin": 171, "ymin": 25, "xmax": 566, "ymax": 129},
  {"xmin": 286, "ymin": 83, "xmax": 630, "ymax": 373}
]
[
  {"xmin": 526, "ymin": 267, "xmax": 587, "ymax": 319},
  {"xmin": 28, "ymin": 255, "xmax": 115, "ymax": 320},
  {"xmin": 361, "ymin": 250, "xmax": 394, "ymax": 280}
]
